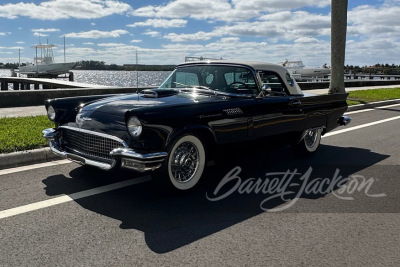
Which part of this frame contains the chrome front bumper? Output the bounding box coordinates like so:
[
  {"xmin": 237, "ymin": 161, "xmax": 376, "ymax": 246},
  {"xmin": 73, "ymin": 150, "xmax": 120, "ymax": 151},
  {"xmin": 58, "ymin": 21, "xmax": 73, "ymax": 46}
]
[{"xmin": 42, "ymin": 128, "xmax": 167, "ymax": 172}]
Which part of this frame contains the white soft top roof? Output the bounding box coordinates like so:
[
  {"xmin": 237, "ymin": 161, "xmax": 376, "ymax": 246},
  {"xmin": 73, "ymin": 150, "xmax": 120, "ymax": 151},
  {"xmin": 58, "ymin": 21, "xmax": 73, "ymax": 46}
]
[{"xmin": 177, "ymin": 60, "xmax": 303, "ymax": 95}]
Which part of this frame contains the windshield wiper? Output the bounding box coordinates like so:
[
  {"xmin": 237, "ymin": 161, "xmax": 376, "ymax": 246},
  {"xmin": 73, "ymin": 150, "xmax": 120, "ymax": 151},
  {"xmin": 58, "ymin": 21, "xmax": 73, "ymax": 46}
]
[
  {"xmin": 173, "ymin": 82, "xmax": 218, "ymax": 95},
  {"xmin": 173, "ymin": 82, "xmax": 212, "ymax": 90}
]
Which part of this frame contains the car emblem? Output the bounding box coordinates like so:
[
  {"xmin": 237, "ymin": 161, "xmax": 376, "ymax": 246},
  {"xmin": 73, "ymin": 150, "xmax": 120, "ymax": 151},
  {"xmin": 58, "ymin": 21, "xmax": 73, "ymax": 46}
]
[{"xmin": 76, "ymin": 115, "xmax": 92, "ymax": 128}]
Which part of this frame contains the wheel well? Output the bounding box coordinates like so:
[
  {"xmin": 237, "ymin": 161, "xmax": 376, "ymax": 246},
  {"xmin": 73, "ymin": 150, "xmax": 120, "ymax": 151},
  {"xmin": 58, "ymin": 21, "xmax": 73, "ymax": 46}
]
[{"xmin": 167, "ymin": 127, "xmax": 217, "ymax": 159}]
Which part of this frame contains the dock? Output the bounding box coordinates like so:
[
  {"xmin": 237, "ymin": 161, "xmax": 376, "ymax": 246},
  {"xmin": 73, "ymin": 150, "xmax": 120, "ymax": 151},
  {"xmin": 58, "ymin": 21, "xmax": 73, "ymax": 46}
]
[
  {"xmin": 0, "ymin": 77, "xmax": 114, "ymax": 91},
  {"xmin": 345, "ymin": 74, "xmax": 400, "ymax": 80}
]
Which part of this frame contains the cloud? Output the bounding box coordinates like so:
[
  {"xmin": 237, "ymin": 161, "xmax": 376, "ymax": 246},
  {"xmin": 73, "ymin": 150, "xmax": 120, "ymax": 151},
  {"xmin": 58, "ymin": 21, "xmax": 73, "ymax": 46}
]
[
  {"xmin": 294, "ymin": 37, "xmax": 321, "ymax": 44},
  {"xmin": 348, "ymin": 4, "xmax": 400, "ymax": 38},
  {"xmin": 64, "ymin": 30, "xmax": 129, "ymax": 39},
  {"xmin": 231, "ymin": 0, "xmax": 330, "ymax": 11},
  {"xmin": 143, "ymin": 30, "xmax": 161, "ymax": 38},
  {"xmin": 127, "ymin": 19, "xmax": 187, "ymax": 28},
  {"xmin": 0, "ymin": 0, "xmax": 131, "ymax": 20},
  {"xmin": 33, "ymin": 32, "xmax": 49, "ymax": 37},
  {"xmin": 164, "ymin": 31, "xmax": 219, "ymax": 42},
  {"xmin": 133, "ymin": 0, "xmax": 330, "ymax": 22},
  {"xmin": 133, "ymin": 0, "xmax": 244, "ymax": 22},
  {"xmin": 97, "ymin": 43, "xmax": 127, "ymax": 47},
  {"xmin": 32, "ymin": 28, "xmax": 60, "ymax": 33},
  {"xmin": 164, "ymin": 10, "xmax": 330, "ymax": 42}
]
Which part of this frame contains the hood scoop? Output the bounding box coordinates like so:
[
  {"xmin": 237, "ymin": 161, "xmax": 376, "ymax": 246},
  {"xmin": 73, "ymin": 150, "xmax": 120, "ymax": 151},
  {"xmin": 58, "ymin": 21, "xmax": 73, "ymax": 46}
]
[{"xmin": 140, "ymin": 89, "xmax": 178, "ymax": 98}]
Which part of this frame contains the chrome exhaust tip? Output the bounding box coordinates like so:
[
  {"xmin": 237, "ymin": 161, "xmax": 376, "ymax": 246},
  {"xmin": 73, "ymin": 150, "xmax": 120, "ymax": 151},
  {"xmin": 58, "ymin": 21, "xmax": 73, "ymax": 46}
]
[{"xmin": 339, "ymin": 116, "xmax": 351, "ymax": 126}]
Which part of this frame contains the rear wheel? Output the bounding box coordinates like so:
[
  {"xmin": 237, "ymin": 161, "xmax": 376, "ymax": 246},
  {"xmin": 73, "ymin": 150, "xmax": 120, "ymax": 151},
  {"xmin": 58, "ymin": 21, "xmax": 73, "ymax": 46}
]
[
  {"xmin": 153, "ymin": 134, "xmax": 206, "ymax": 192},
  {"xmin": 292, "ymin": 128, "xmax": 322, "ymax": 156}
]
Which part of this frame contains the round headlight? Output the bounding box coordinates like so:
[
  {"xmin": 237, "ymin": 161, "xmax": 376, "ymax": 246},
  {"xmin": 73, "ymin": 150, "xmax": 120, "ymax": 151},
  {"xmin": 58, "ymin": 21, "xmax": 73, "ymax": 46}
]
[
  {"xmin": 47, "ymin": 106, "xmax": 56, "ymax": 121},
  {"xmin": 127, "ymin": 116, "xmax": 142, "ymax": 137}
]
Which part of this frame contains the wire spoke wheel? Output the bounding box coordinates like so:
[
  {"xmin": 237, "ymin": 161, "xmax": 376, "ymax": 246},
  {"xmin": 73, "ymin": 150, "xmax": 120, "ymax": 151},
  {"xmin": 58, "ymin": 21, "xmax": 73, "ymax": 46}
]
[
  {"xmin": 171, "ymin": 141, "xmax": 199, "ymax": 183},
  {"xmin": 166, "ymin": 135, "xmax": 206, "ymax": 191},
  {"xmin": 304, "ymin": 129, "xmax": 319, "ymax": 150}
]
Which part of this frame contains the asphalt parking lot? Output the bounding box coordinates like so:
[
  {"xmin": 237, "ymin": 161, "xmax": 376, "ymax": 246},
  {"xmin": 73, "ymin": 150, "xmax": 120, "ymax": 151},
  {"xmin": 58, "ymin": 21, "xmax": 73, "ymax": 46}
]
[{"xmin": 0, "ymin": 103, "xmax": 399, "ymax": 266}]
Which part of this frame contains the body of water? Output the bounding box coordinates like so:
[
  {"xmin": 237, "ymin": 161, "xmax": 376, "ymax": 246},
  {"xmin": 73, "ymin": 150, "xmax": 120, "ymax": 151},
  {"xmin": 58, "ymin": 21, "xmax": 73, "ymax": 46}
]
[{"xmin": 0, "ymin": 69, "xmax": 172, "ymax": 88}]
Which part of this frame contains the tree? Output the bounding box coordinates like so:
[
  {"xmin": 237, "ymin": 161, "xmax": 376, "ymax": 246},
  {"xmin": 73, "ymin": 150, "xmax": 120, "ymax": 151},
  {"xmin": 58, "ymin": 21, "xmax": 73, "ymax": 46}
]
[{"xmin": 329, "ymin": 0, "xmax": 348, "ymax": 94}]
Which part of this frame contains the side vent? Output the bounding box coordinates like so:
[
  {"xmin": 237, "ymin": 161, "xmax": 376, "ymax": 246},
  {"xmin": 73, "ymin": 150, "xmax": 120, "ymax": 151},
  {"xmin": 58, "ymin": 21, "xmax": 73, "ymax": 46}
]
[{"xmin": 223, "ymin": 108, "xmax": 244, "ymax": 116}]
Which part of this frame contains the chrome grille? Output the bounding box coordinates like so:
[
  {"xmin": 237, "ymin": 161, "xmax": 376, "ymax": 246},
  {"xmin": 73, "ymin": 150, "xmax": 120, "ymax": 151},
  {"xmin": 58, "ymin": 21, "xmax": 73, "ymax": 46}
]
[{"xmin": 61, "ymin": 128, "xmax": 125, "ymax": 163}]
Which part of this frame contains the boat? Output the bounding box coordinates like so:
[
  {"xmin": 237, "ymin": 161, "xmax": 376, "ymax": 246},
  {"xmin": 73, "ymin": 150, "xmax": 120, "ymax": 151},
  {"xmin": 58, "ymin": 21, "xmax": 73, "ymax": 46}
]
[
  {"xmin": 281, "ymin": 60, "xmax": 330, "ymax": 81},
  {"xmin": 18, "ymin": 44, "xmax": 75, "ymax": 78},
  {"xmin": 185, "ymin": 56, "xmax": 223, "ymax": 62}
]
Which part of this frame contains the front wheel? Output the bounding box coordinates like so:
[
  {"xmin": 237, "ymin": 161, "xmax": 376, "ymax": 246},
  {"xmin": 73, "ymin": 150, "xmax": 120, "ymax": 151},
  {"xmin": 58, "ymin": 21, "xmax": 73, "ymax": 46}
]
[
  {"xmin": 153, "ymin": 134, "xmax": 206, "ymax": 192},
  {"xmin": 292, "ymin": 128, "xmax": 322, "ymax": 156}
]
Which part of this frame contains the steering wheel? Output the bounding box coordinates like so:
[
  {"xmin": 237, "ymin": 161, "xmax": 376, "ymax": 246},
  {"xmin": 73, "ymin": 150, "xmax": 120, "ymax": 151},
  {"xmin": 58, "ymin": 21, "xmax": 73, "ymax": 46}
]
[{"xmin": 228, "ymin": 81, "xmax": 247, "ymax": 88}]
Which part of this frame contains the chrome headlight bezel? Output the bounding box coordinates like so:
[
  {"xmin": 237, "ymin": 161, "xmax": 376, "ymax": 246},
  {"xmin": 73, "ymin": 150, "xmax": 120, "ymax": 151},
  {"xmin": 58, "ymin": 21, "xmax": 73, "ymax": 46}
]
[
  {"xmin": 127, "ymin": 116, "xmax": 142, "ymax": 138},
  {"xmin": 47, "ymin": 105, "xmax": 56, "ymax": 122}
]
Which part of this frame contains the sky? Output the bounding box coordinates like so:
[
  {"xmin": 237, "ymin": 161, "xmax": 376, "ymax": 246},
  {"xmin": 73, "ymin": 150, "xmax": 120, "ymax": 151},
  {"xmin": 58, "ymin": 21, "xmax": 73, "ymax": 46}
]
[{"xmin": 0, "ymin": 0, "xmax": 399, "ymax": 66}]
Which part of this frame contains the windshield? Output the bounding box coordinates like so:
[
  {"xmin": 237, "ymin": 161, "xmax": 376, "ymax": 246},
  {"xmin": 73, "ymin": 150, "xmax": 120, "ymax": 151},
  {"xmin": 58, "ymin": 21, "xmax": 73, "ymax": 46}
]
[{"xmin": 159, "ymin": 65, "xmax": 259, "ymax": 96}]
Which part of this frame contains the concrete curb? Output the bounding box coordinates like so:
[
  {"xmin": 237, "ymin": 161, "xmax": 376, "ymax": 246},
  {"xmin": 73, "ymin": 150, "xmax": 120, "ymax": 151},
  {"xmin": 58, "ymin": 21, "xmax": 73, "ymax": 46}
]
[
  {"xmin": 0, "ymin": 147, "xmax": 61, "ymax": 170},
  {"xmin": 346, "ymin": 98, "xmax": 400, "ymax": 111},
  {"xmin": 1, "ymin": 98, "xmax": 400, "ymax": 171}
]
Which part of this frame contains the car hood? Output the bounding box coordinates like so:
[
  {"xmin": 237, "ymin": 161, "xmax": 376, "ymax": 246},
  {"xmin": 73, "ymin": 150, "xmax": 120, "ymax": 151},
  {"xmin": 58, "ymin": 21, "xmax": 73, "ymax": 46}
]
[{"xmin": 80, "ymin": 89, "xmax": 230, "ymax": 117}]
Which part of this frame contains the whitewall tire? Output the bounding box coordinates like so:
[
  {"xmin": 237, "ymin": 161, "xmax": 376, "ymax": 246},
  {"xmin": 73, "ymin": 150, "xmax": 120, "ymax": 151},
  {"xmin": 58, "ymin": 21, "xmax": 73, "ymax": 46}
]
[
  {"xmin": 292, "ymin": 128, "xmax": 322, "ymax": 156},
  {"xmin": 162, "ymin": 135, "xmax": 206, "ymax": 191}
]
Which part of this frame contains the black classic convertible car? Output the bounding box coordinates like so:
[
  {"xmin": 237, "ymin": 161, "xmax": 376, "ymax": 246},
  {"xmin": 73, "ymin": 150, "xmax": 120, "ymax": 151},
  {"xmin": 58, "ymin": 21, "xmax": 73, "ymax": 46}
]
[{"xmin": 43, "ymin": 60, "xmax": 351, "ymax": 191}]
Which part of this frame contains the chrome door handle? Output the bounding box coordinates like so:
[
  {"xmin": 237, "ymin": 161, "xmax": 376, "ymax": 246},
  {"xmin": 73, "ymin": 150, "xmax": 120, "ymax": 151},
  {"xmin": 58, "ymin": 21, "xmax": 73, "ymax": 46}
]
[{"xmin": 289, "ymin": 99, "xmax": 302, "ymax": 106}]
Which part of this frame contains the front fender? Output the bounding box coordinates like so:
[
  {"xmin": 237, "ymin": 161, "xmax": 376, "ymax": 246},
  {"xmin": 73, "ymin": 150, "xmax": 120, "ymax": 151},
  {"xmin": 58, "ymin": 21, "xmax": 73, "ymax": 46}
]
[
  {"xmin": 166, "ymin": 124, "xmax": 217, "ymax": 150},
  {"xmin": 45, "ymin": 94, "xmax": 120, "ymax": 124}
]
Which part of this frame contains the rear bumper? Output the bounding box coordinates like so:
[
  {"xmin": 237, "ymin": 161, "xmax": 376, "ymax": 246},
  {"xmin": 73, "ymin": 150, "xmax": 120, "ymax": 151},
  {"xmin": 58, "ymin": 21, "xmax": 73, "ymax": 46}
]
[{"xmin": 42, "ymin": 128, "xmax": 167, "ymax": 172}]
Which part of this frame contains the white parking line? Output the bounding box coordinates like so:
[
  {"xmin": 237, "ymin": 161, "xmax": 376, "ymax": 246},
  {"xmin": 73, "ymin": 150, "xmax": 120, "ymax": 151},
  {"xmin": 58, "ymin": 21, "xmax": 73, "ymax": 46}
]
[
  {"xmin": 345, "ymin": 109, "xmax": 374, "ymax": 115},
  {"xmin": 323, "ymin": 115, "xmax": 400, "ymax": 138},
  {"xmin": 345, "ymin": 103, "xmax": 400, "ymax": 115},
  {"xmin": 0, "ymin": 176, "xmax": 151, "ymax": 220},
  {"xmin": 0, "ymin": 160, "xmax": 71, "ymax": 176}
]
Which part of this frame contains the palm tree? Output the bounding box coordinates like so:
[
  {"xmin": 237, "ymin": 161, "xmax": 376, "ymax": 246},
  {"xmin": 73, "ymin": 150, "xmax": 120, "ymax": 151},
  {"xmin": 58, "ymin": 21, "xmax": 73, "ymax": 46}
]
[{"xmin": 329, "ymin": 0, "xmax": 348, "ymax": 94}]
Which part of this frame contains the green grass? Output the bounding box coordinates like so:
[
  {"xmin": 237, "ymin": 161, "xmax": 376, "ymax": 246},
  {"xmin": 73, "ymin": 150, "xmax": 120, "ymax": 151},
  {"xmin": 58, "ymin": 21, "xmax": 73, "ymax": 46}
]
[
  {"xmin": 0, "ymin": 115, "xmax": 54, "ymax": 154},
  {"xmin": 347, "ymin": 88, "xmax": 400, "ymax": 105}
]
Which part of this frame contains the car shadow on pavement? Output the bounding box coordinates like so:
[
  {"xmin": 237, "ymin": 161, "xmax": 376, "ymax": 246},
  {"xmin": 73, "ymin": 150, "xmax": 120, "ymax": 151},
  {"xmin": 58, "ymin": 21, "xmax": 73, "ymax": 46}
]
[{"xmin": 42, "ymin": 144, "xmax": 390, "ymax": 254}]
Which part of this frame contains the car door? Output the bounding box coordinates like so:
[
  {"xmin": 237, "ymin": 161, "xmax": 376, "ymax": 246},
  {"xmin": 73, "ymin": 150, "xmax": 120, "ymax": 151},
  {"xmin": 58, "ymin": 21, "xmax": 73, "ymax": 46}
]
[
  {"xmin": 252, "ymin": 96, "xmax": 305, "ymax": 138},
  {"xmin": 253, "ymin": 71, "xmax": 305, "ymax": 138}
]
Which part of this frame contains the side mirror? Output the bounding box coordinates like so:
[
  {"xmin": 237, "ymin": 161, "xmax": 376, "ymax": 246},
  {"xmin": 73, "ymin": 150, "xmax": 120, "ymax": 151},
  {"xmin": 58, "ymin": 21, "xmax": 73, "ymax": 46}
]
[
  {"xmin": 257, "ymin": 84, "xmax": 271, "ymax": 98},
  {"xmin": 262, "ymin": 84, "xmax": 271, "ymax": 93}
]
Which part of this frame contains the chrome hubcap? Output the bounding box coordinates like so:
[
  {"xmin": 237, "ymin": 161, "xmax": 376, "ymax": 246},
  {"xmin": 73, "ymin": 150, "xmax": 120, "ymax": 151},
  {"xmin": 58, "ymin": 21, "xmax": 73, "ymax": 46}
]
[
  {"xmin": 171, "ymin": 141, "xmax": 199, "ymax": 183},
  {"xmin": 304, "ymin": 129, "xmax": 318, "ymax": 148}
]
